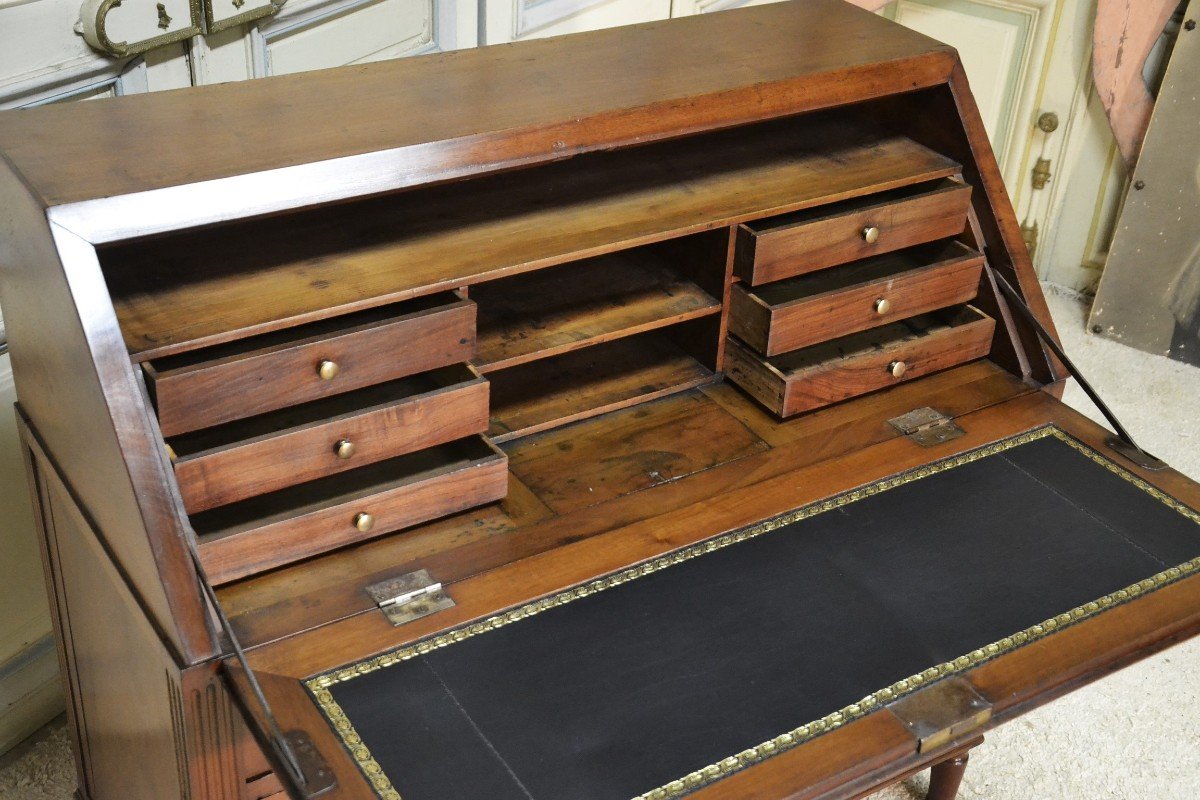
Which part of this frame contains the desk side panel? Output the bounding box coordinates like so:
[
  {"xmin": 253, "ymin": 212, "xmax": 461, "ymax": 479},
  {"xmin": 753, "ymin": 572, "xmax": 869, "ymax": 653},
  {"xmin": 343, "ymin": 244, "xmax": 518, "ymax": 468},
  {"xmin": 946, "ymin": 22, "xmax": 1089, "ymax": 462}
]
[{"xmin": 0, "ymin": 164, "xmax": 215, "ymax": 663}]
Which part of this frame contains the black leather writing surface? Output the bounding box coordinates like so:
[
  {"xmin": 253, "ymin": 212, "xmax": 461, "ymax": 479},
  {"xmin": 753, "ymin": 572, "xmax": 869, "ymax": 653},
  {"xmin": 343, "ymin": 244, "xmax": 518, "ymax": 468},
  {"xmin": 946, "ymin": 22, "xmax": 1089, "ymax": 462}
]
[{"xmin": 312, "ymin": 428, "xmax": 1200, "ymax": 800}]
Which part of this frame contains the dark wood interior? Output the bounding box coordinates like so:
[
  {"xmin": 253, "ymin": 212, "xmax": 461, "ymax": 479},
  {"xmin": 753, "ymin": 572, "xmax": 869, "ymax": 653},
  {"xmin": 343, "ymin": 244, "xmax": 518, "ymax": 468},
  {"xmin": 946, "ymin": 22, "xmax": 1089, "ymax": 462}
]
[{"xmin": 1, "ymin": 3, "xmax": 1195, "ymax": 800}]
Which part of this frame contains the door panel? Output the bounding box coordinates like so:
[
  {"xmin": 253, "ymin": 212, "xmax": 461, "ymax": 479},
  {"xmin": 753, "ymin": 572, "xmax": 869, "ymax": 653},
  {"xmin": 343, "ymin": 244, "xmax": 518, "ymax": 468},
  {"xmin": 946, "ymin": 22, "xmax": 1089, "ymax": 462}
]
[
  {"xmin": 883, "ymin": 0, "xmax": 1055, "ymax": 197},
  {"xmin": 483, "ymin": 0, "xmax": 672, "ymax": 44}
]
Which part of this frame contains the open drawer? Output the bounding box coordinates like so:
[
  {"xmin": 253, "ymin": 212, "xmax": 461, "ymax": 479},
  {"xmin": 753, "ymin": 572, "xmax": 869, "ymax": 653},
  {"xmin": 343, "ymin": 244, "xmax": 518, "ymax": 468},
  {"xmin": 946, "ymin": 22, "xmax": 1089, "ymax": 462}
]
[
  {"xmin": 729, "ymin": 240, "xmax": 985, "ymax": 356},
  {"xmin": 222, "ymin": 391, "xmax": 1200, "ymax": 800},
  {"xmin": 144, "ymin": 292, "xmax": 476, "ymax": 436},
  {"xmin": 727, "ymin": 305, "xmax": 996, "ymax": 417}
]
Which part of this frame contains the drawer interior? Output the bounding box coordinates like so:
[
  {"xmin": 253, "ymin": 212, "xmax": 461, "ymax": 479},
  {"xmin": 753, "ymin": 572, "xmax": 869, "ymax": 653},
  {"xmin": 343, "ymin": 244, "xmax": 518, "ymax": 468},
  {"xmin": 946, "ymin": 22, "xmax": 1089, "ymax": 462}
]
[
  {"xmin": 141, "ymin": 292, "xmax": 465, "ymax": 370},
  {"xmin": 192, "ymin": 435, "xmax": 504, "ymax": 539},
  {"xmin": 739, "ymin": 176, "xmax": 966, "ymax": 237},
  {"xmin": 167, "ymin": 363, "xmax": 483, "ymax": 460},
  {"xmin": 765, "ymin": 305, "xmax": 990, "ymax": 376},
  {"xmin": 747, "ymin": 240, "xmax": 980, "ymax": 307}
]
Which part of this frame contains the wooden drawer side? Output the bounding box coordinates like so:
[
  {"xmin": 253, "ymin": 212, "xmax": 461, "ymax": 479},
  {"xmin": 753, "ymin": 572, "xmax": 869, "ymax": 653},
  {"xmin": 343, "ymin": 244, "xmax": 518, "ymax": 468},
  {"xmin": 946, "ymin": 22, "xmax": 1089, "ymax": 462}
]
[
  {"xmin": 730, "ymin": 240, "xmax": 985, "ymax": 355},
  {"xmin": 169, "ymin": 364, "xmax": 489, "ymax": 513},
  {"xmin": 146, "ymin": 294, "xmax": 476, "ymax": 436},
  {"xmin": 735, "ymin": 178, "xmax": 973, "ymax": 285},
  {"xmin": 193, "ymin": 436, "xmax": 508, "ymax": 585},
  {"xmin": 727, "ymin": 306, "xmax": 996, "ymax": 417}
]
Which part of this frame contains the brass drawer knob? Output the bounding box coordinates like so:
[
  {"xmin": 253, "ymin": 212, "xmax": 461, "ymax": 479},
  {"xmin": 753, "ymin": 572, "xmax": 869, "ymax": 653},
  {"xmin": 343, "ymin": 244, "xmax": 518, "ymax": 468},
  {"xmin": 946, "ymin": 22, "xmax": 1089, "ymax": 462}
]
[
  {"xmin": 888, "ymin": 360, "xmax": 908, "ymax": 379},
  {"xmin": 874, "ymin": 297, "xmax": 892, "ymax": 315},
  {"xmin": 317, "ymin": 360, "xmax": 340, "ymax": 381},
  {"xmin": 354, "ymin": 512, "xmax": 375, "ymax": 532},
  {"xmin": 335, "ymin": 439, "xmax": 356, "ymax": 459},
  {"xmin": 862, "ymin": 225, "xmax": 881, "ymax": 245}
]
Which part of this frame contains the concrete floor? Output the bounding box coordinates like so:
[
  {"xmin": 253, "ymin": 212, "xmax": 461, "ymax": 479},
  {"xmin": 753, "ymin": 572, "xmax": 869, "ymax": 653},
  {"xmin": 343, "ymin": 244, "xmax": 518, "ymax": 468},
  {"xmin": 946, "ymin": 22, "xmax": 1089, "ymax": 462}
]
[{"xmin": 1, "ymin": 286, "xmax": 1197, "ymax": 800}]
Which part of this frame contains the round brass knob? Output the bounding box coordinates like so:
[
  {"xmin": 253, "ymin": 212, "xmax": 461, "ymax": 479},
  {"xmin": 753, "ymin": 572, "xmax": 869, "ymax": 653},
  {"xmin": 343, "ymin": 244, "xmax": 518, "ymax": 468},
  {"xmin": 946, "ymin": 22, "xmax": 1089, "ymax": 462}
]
[
  {"xmin": 873, "ymin": 297, "xmax": 892, "ymax": 316},
  {"xmin": 335, "ymin": 439, "xmax": 356, "ymax": 460},
  {"xmin": 353, "ymin": 512, "xmax": 375, "ymax": 532},
  {"xmin": 887, "ymin": 360, "xmax": 908, "ymax": 379},
  {"xmin": 317, "ymin": 360, "xmax": 340, "ymax": 381},
  {"xmin": 862, "ymin": 225, "xmax": 881, "ymax": 245}
]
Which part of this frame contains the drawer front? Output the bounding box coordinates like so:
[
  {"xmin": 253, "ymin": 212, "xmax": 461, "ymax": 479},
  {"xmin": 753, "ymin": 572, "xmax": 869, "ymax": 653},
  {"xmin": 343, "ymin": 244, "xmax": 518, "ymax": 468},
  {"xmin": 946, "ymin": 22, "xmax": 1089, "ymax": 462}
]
[
  {"xmin": 171, "ymin": 367, "xmax": 489, "ymax": 513},
  {"xmin": 727, "ymin": 307, "xmax": 995, "ymax": 417},
  {"xmin": 730, "ymin": 249, "xmax": 984, "ymax": 356},
  {"xmin": 194, "ymin": 436, "xmax": 508, "ymax": 584},
  {"xmin": 147, "ymin": 294, "xmax": 476, "ymax": 436},
  {"xmin": 735, "ymin": 180, "xmax": 972, "ymax": 285}
]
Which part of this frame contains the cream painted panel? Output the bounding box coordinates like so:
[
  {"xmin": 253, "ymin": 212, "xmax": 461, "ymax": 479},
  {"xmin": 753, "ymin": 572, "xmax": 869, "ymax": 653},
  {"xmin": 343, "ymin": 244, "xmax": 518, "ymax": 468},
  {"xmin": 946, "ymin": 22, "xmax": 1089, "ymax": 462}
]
[
  {"xmin": 265, "ymin": 0, "xmax": 437, "ymax": 75},
  {"xmin": 0, "ymin": 0, "xmax": 151, "ymax": 107},
  {"xmin": 670, "ymin": 0, "xmax": 782, "ymax": 17},
  {"xmin": 0, "ymin": 359, "xmax": 44, "ymax": 666},
  {"xmin": 484, "ymin": 0, "xmax": 671, "ymax": 44},
  {"xmin": 197, "ymin": 0, "xmax": 475, "ymax": 82},
  {"xmin": 895, "ymin": 2, "xmax": 1019, "ymax": 141},
  {"xmin": 0, "ymin": 0, "xmax": 97, "ymax": 79},
  {"xmin": 888, "ymin": 0, "xmax": 1057, "ymax": 202}
]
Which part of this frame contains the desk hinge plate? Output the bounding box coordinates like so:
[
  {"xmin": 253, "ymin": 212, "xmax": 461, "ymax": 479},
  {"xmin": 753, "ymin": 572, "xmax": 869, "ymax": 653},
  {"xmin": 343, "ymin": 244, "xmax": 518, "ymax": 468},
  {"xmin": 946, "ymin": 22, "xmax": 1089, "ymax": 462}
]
[
  {"xmin": 366, "ymin": 569, "xmax": 455, "ymax": 626},
  {"xmin": 888, "ymin": 407, "xmax": 965, "ymax": 447},
  {"xmin": 284, "ymin": 730, "xmax": 337, "ymax": 797},
  {"xmin": 887, "ymin": 677, "xmax": 992, "ymax": 753}
]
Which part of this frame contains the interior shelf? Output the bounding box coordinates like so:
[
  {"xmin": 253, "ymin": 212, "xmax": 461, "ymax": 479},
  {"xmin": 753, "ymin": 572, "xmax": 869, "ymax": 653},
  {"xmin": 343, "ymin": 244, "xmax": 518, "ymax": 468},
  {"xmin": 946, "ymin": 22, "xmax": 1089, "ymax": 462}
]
[
  {"xmin": 101, "ymin": 112, "xmax": 959, "ymax": 360},
  {"xmin": 471, "ymin": 248, "xmax": 720, "ymax": 373},
  {"xmin": 487, "ymin": 331, "xmax": 715, "ymax": 443}
]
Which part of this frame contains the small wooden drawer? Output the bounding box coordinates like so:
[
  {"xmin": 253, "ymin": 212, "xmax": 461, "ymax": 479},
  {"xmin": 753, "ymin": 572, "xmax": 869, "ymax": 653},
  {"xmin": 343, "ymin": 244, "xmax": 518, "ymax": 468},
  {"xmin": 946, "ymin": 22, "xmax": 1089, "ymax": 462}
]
[
  {"xmin": 726, "ymin": 306, "xmax": 995, "ymax": 417},
  {"xmin": 734, "ymin": 178, "xmax": 973, "ymax": 285},
  {"xmin": 168, "ymin": 364, "xmax": 489, "ymax": 514},
  {"xmin": 144, "ymin": 292, "xmax": 476, "ymax": 436},
  {"xmin": 729, "ymin": 241, "xmax": 984, "ymax": 356},
  {"xmin": 193, "ymin": 436, "xmax": 508, "ymax": 584}
]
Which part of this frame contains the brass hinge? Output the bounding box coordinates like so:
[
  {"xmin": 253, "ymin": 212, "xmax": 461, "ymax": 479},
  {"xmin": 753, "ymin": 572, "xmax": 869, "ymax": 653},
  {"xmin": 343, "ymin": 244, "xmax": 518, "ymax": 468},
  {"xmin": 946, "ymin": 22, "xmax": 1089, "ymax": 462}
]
[
  {"xmin": 366, "ymin": 569, "xmax": 455, "ymax": 626},
  {"xmin": 888, "ymin": 407, "xmax": 965, "ymax": 447},
  {"xmin": 887, "ymin": 677, "xmax": 992, "ymax": 753}
]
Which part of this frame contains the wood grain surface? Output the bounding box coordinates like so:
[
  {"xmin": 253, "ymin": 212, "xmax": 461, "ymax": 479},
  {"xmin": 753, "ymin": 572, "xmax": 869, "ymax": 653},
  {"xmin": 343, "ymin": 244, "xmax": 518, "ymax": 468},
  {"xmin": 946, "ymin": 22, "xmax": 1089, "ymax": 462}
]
[
  {"xmin": 106, "ymin": 117, "xmax": 955, "ymax": 358},
  {"xmin": 730, "ymin": 240, "xmax": 984, "ymax": 356}
]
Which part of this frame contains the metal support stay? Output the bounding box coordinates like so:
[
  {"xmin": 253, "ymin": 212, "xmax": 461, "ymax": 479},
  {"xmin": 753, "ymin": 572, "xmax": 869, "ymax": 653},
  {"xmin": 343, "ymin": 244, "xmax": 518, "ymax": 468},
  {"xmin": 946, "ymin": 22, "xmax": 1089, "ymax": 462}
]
[
  {"xmin": 186, "ymin": 544, "xmax": 336, "ymax": 798},
  {"xmin": 986, "ymin": 264, "xmax": 1167, "ymax": 471}
]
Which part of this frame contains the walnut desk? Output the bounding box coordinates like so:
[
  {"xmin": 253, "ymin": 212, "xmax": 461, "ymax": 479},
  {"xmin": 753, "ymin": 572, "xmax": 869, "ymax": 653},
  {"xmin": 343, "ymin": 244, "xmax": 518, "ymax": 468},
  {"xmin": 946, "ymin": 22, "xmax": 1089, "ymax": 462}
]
[{"xmin": 1, "ymin": 2, "xmax": 1198, "ymax": 799}]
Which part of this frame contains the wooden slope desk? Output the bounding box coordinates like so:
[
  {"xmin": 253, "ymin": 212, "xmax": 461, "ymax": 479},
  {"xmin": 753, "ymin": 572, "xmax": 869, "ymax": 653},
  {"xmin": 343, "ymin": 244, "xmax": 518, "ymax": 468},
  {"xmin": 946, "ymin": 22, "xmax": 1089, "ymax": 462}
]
[{"xmin": 1, "ymin": 2, "xmax": 1198, "ymax": 799}]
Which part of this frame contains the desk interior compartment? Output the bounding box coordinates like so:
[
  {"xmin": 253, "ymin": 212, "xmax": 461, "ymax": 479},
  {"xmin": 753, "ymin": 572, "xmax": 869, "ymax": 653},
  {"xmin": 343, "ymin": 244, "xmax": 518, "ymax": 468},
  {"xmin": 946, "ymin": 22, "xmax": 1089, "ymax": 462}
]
[
  {"xmin": 471, "ymin": 240, "xmax": 723, "ymax": 374},
  {"xmin": 142, "ymin": 292, "xmax": 476, "ymax": 436},
  {"xmin": 727, "ymin": 305, "xmax": 995, "ymax": 417},
  {"xmin": 192, "ymin": 435, "xmax": 508, "ymax": 584},
  {"xmin": 168, "ymin": 364, "xmax": 489, "ymax": 514},
  {"xmin": 730, "ymin": 240, "xmax": 984, "ymax": 356},
  {"xmin": 734, "ymin": 177, "xmax": 973, "ymax": 286}
]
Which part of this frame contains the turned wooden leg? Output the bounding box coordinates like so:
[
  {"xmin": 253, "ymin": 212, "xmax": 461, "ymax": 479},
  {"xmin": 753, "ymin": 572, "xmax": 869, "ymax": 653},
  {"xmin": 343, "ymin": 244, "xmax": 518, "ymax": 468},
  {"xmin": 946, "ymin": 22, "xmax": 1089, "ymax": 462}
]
[{"xmin": 926, "ymin": 752, "xmax": 970, "ymax": 800}]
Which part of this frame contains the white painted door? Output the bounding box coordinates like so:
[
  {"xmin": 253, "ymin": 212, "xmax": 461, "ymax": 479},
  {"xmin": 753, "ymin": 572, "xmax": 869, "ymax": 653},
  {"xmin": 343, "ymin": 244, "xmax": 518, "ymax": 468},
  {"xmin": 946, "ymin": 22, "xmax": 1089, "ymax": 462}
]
[
  {"xmin": 482, "ymin": 0, "xmax": 670, "ymax": 44},
  {"xmin": 193, "ymin": 0, "xmax": 476, "ymax": 83}
]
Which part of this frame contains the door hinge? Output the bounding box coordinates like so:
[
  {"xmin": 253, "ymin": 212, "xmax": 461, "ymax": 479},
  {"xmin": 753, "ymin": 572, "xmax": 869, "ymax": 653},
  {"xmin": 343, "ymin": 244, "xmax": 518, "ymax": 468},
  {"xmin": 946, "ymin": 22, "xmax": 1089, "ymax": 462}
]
[
  {"xmin": 888, "ymin": 407, "xmax": 965, "ymax": 447},
  {"xmin": 366, "ymin": 569, "xmax": 455, "ymax": 626}
]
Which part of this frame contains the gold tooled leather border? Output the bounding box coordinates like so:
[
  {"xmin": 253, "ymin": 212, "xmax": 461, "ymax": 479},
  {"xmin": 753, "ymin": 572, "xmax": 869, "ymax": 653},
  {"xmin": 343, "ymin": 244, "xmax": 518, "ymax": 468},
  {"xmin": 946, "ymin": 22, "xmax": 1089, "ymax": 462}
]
[{"xmin": 304, "ymin": 426, "xmax": 1200, "ymax": 800}]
